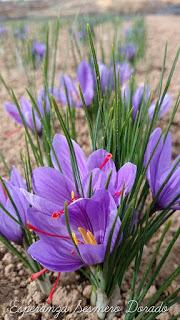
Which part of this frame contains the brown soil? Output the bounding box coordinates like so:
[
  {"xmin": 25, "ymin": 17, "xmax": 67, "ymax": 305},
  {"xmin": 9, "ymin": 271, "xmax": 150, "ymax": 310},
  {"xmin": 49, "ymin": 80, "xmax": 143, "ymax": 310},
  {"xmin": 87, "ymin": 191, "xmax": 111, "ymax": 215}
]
[{"xmin": 0, "ymin": 11, "xmax": 179, "ymax": 320}]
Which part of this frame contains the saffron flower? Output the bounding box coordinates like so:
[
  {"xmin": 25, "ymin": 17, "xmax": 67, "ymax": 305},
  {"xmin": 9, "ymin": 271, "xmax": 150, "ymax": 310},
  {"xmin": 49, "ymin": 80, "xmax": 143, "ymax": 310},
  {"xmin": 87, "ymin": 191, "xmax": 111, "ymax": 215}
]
[
  {"xmin": 98, "ymin": 63, "xmax": 111, "ymax": 93},
  {"xmin": 0, "ymin": 167, "xmax": 28, "ymax": 244},
  {"xmin": 27, "ymin": 190, "xmax": 121, "ymax": 272},
  {"xmin": 32, "ymin": 40, "xmax": 46, "ymax": 65},
  {"xmin": 144, "ymin": 128, "xmax": 180, "ymax": 210},
  {"xmin": 121, "ymin": 84, "xmax": 151, "ymax": 119},
  {"xmin": 120, "ymin": 43, "xmax": 137, "ymax": 62},
  {"xmin": 148, "ymin": 93, "xmax": 172, "ymax": 120},
  {"xmin": 133, "ymin": 84, "xmax": 151, "ymax": 118},
  {"xmin": 114, "ymin": 62, "xmax": 133, "ymax": 86},
  {"xmin": 4, "ymin": 97, "xmax": 42, "ymax": 134},
  {"xmin": 4, "ymin": 91, "xmax": 50, "ymax": 134},
  {"xmin": 56, "ymin": 60, "xmax": 94, "ymax": 108},
  {"xmin": 21, "ymin": 134, "xmax": 137, "ymax": 217}
]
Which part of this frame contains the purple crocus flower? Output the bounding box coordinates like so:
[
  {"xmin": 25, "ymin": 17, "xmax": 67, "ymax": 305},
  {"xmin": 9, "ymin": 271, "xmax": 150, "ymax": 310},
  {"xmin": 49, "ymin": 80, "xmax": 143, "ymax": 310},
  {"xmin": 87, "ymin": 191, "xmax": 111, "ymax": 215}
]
[
  {"xmin": 57, "ymin": 60, "xmax": 94, "ymax": 108},
  {"xmin": 32, "ymin": 40, "xmax": 46, "ymax": 64},
  {"xmin": 37, "ymin": 89, "xmax": 51, "ymax": 116},
  {"xmin": 21, "ymin": 134, "xmax": 137, "ymax": 217},
  {"xmin": 4, "ymin": 96, "xmax": 42, "ymax": 134},
  {"xmin": 98, "ymin": 63, "xmax": 111, "ymax": 92},
  {"xmin": 144, "ymin": 128, "xmax": 180, "ymax": 210},
  {"xmin": 0, "ymin": 167, "xmax": 28, "ymax": 244},
  {"xmin": 133, "ymin": 84, "xmax": 151, "ymax": 119},
  {"xmin": 27, "ymin": 190, "xmax": 121, "ymax": 272},
  {"xmin": 148, "ymin": 93, "xmax": 172, "ymax": 120},
  {"xmin": 109, "ymin": 62, "xmax": 133, "ymax": 88},
  {"xmin": 120, "ymin": 43, "xmax": 137, "ymax": 62}
]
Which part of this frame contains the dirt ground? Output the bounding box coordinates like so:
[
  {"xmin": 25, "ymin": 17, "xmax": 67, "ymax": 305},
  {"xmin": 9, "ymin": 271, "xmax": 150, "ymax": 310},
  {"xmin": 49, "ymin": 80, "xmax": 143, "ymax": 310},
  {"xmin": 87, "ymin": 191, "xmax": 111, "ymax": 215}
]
[{"xmin": 0, "ymin": 11, "xmax": 180, "ymax": 320}]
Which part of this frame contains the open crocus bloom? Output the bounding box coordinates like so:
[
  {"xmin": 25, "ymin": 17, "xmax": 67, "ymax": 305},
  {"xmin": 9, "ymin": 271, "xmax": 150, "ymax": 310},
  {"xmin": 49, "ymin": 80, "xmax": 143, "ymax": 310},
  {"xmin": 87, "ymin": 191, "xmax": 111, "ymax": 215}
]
[
  {"xmin": 27, "ymin": 190, "xmax": 121, "ymax": 272},
  {"xmin": 144, "ymin": 128, "xmax": 180, "ymax": 210},
  {"xmin": 0, "ymin": 167, "xmax": 28, "ymax": 244},
  {"xmin": 148, "ymin": 93, "xmax": 172, "ymax": 120},
  {"xmin": 57, "ymin": 60, "xmax": 94, "ymax": 108},
  {"xmin": 21, "ymin": 134, "xmax": 136, "ymax": 218}
]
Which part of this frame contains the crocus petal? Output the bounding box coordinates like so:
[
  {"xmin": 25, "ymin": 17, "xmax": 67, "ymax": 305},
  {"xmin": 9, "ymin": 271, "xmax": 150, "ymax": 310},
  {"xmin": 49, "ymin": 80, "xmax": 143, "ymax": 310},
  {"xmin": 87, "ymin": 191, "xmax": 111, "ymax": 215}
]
[
  {"xmin": 59, "ymin": 75, "xmax": 78, "ymax": 107},
  {"xmin": 0, "ymin": 208, "xmax": 23, "ymax": 244},
  {"xmin": 10, "ymin": 166, "xmax": 26, "ymax": 189},
  {"xmin": 21, "ymin": 188, "xmax": 61, "ymax": 216},
  {"xmin": 51, "ymin": 134, "xmax": 87, "ymax": 183},
  {"xmin": 148, "ymin": 94, "xmax": 172, "ymax": 120},
  {"xmin": 98, "ymin": 63, "xmax": 110, "ymax": 92},
  {"xmin": 0, "ymin": 183, "xmax": 8, "ymax": 206},
  {"xmin": 77, "ymin": 60, "xmax": 94, "ymax": 107},
  {"xmin": 116, "ymin": 62, "xmax": 133, "ymax": 85},
  {"xmin": 27, "ymin": 208, "xmax": 69, "ymax": 239},
  {"xmin": 115, "ymin": 162, "xmax": 137, "ymax": 196},
  {"xmin": 133, "ymin": 85, "xmax": 150, "ymax": 119},
  {"xmin": 4, "ymin": 102, "xmax": 22, "ymax": 124},
  {"xmin": 87, "ymin": 149, "xmax": 117, "ymax": 183},
  {"xmin": 28, "ymin": 239, "xmax": 83, "ymax": 272},
  {"xmin": 156, "ymin": 164, "xmax": 180, "ymax": 209},
  {"xmin": 115, "ymin": 162, "xmax": 137, "ymax": 203},
  {"xmin": 144, "ymin": 128, "xmax": 172, "ymax": 194},
  {"xmin": 37, "ymin": 89, "xmax": 50, "ymax": 116},
  {"xmin": 32, "ymin": 167, "xmax": 74, "ymax": 206},
  {"xmin": 78, "ymin": 243, "xmax": 105, "ymax": 265},
  {"xmin": 82, "ymin": 168, "xmax": 113, "ymax": 197}
]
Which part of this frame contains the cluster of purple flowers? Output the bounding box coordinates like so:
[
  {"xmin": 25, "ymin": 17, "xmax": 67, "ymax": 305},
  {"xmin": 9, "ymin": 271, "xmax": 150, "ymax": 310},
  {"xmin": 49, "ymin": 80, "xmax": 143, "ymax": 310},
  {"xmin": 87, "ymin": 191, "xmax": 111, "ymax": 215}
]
[
  {"xmin": 1, "ymin": 127, "xmax": 179, "ymax": 273},
  {"xmin": 53, "ymin": 59, "xmax": 133, "ymax": 107},
  {"xmin": 122, "ymin": 83, "xmax": 172, "ymax": 120}
]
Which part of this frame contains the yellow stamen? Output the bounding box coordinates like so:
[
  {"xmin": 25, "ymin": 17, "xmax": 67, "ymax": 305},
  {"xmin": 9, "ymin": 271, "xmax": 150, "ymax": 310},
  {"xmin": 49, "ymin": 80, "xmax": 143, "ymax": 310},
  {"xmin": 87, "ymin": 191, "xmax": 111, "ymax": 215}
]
[
  {"xmin": 78, "ymin": 227, "xmax": 97, "ymax": 245},
  {"xmin": 86, "ymin": 231, "xmax": 97, "ymax": 245},
  {"xmin": 72, "ymin": 232, "xmax": 78, "ymax": 245},
  {"xmin": 71, "ymin": 191, "xmax": 75, "ymax": 201}
]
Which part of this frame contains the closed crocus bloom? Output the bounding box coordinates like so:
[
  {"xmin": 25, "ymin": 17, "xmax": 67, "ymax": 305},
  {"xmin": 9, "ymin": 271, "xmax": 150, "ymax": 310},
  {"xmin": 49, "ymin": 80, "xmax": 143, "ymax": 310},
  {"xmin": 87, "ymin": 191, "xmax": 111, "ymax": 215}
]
[
  {"xmin": 116, "ymin": 62, "xmax": 133, "ymax": 85},
  {"xmin": 0, "ymin": 167, "xmax": 28, "ymax": 244},
  {"xmin": 4, "ymin": 97, "xmax": 42, "ymax": 135},
  {"xmin": 133, "ymin": 84, "xmax": 151, "ymax": 119},
  {"xmin": 32, "ymin": 40, "xmax": 46, "ymax": 60},
  {"xmin": 98, "ymin": 63, "xmax": 110, "ymax": 92},
  {"xmin": 144, "ymin": 128, "xmax": 180, "ymax": 210},
  {"xmin": 22, "ymin": 134, "xmax": 137, "ymax": 218},
  {"xmin": 37, "ymin": 89, "xmax": 50, "ymax": 117},
  {"xmin": 58, "ymin": 60, "xmax": 94, "ymax": 108},
  {"xmin": 120, "ymin": 43, "xmax": 137, "ymax": 62},
  {"xmin": 121, "ymin": 85, "xmax": 130, "ymax": 105},
  {"xmin": 148, "ymin": 93, "xmax": 172, "ymax": 120},
  {"xmin": 27, "ymin": 190, "xmax": 121, "ymax": 272}
]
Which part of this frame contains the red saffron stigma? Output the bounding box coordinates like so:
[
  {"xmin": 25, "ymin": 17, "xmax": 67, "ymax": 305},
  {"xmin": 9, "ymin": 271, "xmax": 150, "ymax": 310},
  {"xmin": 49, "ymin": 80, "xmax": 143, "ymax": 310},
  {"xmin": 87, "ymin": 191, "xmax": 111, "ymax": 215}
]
[
  {"xmin": 51, "ymin": 194, "xmax": 79, "ymax": 219},
  {"xmin": 47, "ymin": 272, "xmax": 61, "ymax": 304},
  {"xmin": 99, "ymin": 153, "xmax": 112, "ymax": 170},
  {"xmin": 27, "ymin": 223, "xmax": 71, "ymax": 241},
  {"xmin": 31, "ymin": 268, "xmax": 47, "ymax": 281},
  {"xmin": 114, "ymin": 190, "xmax": 123, "ymax": 198},
  {"xmin": 51, "ymin": 210, "xmax": 64, "ymax": 219}
]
